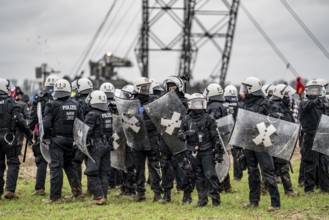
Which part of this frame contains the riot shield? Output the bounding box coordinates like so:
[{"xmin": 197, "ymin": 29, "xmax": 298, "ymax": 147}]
[
  {"xmin": 111, "ymin": 114, "xmax": 126, "ymax": 170},
  {"xmin": 114, "ymin": 97, "xmax": 151, "ymax": 151},
  {"xmin": 215, "ymin": 135, "xmax": 230, "ymax": 183},
  {"xmin": 312, "ymin": 114, "xmax": 329, "ymax": 156},
  {"xmin": 216, "ymin": 114, "xmax": 235, "ymax": 150},
  {"xmin": 37, "ymin": 102, "xmax": 51, "ymax": 163},
  {"xmin": 73, "ymin": 118, "xmax": 95, "ymax": 163},
  {"xmin": 144, "ymin": 90, "xmax": 186, "ymax": 155},
  {"xmin": 229, "ymin": 109, "xmax": 300, "ymax": 161}
]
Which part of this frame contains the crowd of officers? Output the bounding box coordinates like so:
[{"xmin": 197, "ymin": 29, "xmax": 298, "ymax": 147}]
[{"xmin": 0, "ymin": 74, "xmax": 328, "ymax": 212}]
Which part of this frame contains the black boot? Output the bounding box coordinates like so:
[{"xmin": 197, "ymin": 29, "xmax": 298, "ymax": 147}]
[
  {"xmin": 182, "ymin": 191, "xmax": 192, "ymax": 204},
  {"xmin": 159, "ymin": 190, "xmax": 171, "ymax": 203},
  {"xmin": 212, "ymin": 198, "xmax": 220, "ymax": 207},
  {"xmin": 197, "ymin": 193, "xmax": 208, "ymax": 207},
  {"xmin": 197, "ymin": 198, "xmax": 208, "ymax": 207},
  {"xmin": 153, "ymin": 192, "xmax": 162, "ymax": 202},
  {"xmin": 131, "ymin": 192, "xmax": 146, "ymax": 202}
]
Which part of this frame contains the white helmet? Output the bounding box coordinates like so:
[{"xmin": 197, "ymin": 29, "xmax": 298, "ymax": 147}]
[
  {"xmin": 273, "ymin": 84, "xmax": 296, "ymax": 99},
  {"xmin": 305, "ymin": 79, "xmax": 323, "ymax": 97},
  {"xmin": 88, "ymin": 90, "xmax": 109, "ymax": 111},
  {"xmin": 77, "ymin": 78, "xmax": 93, "ymax": 94},
  {"xmin": 224, "ymin": 85, "xmax": 238, "ymax": 102},
  {"xmin": 0, "ymin": 78, "xmax": 10, "ymax": 95},
  {"xmin": 100, "ymin": 82, "xmax": 115, "ymax": 98},
  {"xmin": 188, "ymin": 93, "xmax": 207, "ymax": 110},
  {"xmin": 133, "ymin": 77, "xmax": 151, "ymax": 94},
  {"xmin": 262, "ymin": 84, "xmax": 275, "ymax": 97},
  {"xmin": 316, "ymin": 78, "xmax": 328, "ymax": 96},
  {"xmin": 150, "ymin": 79, "xmax": 164, "ymax": 93},
  {"xmin": 240, "ymin": 76, "xmax": 263, "ymax": 97},
  {"xmin": 53, "ymin": 79, "xmax": 72, "ymax": 98},
  {"xmin": 115, "ymin": 85, "xmax": 135, "ymax": 99},
  {"xmin": 163, "ymin": 76, "xmax": 184, "ymax": 92},
  {"xmin": 44, "ymin": 74, "xmax": 59, "ymax": 87},
  {"xmin": 203, "ymin": 83, "xmax": 224, "ymax": 101}
]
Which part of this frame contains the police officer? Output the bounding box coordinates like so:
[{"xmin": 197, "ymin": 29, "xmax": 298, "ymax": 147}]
[
  {"xmin": 159, "ymin": 76, "xmax": 193, "ymax": 204},
  {"xmin": 14, "ymin": 90, "xmax": 30, "ymax": 155},
  {"xmin": 224, "ymin": 85, "xmax": 245, "ymax": 181},
  {"xmin": 116, "ymin": 85, "xmax": 136, "ymax": 196},
  {"xmin": 270, "ymin": 84, "xmax": 299, "ymax": 196},
  {"xmin": 239, "ymin": 77, "xmax": 280, "ymax": 211},
  {"xmin": 262, "ymin": 84, "xmax": 275, "ymax": 99},
  {"xmin": 29, "ymin": 74, "xmax": 59, "ymax": 195},
  {"xmin": 178, "ymin": 93, "xmax": 223, "ymax": 207},
  {"xmin": 150, "ymin": 79, "xmax": 164, "ymax": 97},
  {"xmin": 84, "ymin": 90, "xmax": 113, "ymax": 205},
  {"xmin": 42, "ymin": 79, "xmax": 84, "ymax": 203},
  {"xmin": 131, "ymin": 77, "xmax": 163, "ymax": 202},
  {"xmin": 299, "ymin": 79, "xmax": 329, "ymax": 193},
  {"xmin": 100, "ymin": 82, "xmax": 117, "ymax": 114},
  {"xmin": 72, "ymin": 78, "xmax": 93, "ymax": 186},
  {"xmin": 204, "ymin": 83, "xmax": 233, "ymax": 193},
  {"xmin": 0, "ymin": 78, "xmax": 33, "ymax": 199},
  {"xmin": 100, "ymin": 82, "xmax": 122, "ymax": 190}
]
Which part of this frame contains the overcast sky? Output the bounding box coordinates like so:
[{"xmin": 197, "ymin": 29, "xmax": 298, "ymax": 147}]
[{"xmin": 0, "ymin": 0, "xmax": 328, "ymax": 88}]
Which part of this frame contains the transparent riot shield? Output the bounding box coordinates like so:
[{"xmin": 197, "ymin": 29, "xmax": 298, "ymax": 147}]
[
  {"xmin": 216, "ymin": 114, "xmax": 235, "ymax": 150},
  {"xmin": 144, "ymin": 90, "xmax": 186, "ymax": 154},
  {"xmin": 229, "ymin": 109, "xmax": 300, "ymax": 160},
  {"xmin": 37, "ymin": 102, "xmax": 51, "ymax": 163},
  {"xmin": 114, "ymin": 97, "xmax": 151, "ymax": 151},
  {"xmin": 111, "ymin": 114, "xmax": 126, "ymax": 170},
  {"xmin": 312, "ymin": 114, "xmax": 329, "ymax": 156},
  {"xmin": 73, "ymin": 118, "xmax": 95, "ymax": 163}
]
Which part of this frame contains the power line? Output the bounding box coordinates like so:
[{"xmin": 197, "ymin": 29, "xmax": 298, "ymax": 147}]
[
  {"xmin": 71, "ymin": 0, "xmax": 117, "ymax": 77},
  {"xmin": 114, "ymin": 8, "xmax": 140, "ymax": 54},
  {"xmin": 92, "ymin": 0, "xmax": 136, "ymax": 59},
  {"xmin": 281, "ymin": 0, "xmax": 329, "ymax": 60},
  {"xmin": 240, "ymin": 2, "xmax": 298, "ymax": 77},
  {"xmin": 90, "ymin": 0, "xmax": 126, "ymax": 59}
]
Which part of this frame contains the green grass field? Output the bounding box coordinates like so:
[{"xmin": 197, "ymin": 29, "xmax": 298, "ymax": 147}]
[{"xmin": 0, "ymin": 157, "xmax": 328, "ymax": 220}]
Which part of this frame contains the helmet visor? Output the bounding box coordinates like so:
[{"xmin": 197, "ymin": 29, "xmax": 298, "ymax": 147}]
[
  {"xmin": 306, "ymin": 86, "xmax": 322, "ymax": 96},
  {"xmin": 189, "ymin": 98, "xmax": 207, "ymax": 110},
  {"xmin": 139, "ymin": 83, "xmax": 151, "ymax": 95}
]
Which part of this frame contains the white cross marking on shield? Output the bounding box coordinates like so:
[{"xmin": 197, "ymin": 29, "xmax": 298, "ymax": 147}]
[
  {"xmin": 161, "ymin": 112, "xmax": 182, "ymax": 135},
  {"xmin": 121, "ymin": 114, "xmax": 141, "ymax": 133},
  {"xmin": 252, "ymin": 122, "xmax": 277, "ymax": 147}
]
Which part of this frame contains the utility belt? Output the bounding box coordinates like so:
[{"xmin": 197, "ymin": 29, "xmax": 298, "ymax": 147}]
[
  {"xmin": 188, "ymin": 144, "xmax": 213, "ymax": 158},
  {"xmin": 91, "ymin": 135, "xmax": 112, "ymax": 146}
]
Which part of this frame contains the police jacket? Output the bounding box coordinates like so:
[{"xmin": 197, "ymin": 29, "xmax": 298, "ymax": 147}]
[
  {"xmin": 299, "ymin": 97, "xmax": 326, "ymax": 135},
  {"xmin": 85, "ymin": 108, "xmax": 113, "ymax": 144},
  {"xmin": 0, "ymin": 96, "xmax": 31, "ymax": 135},
  {"xmin": 207, "ymin": 100, "xmax": 228, "ymax": 120},
  {"xmin": 180, "ymin": 110, "xmax": 219, "ymax": 151},
  {"xmin": 43, "ymin": 97, "xmax": 83, "ymax": 138},
  {"xmin": 270, "ymin": 98, "xmax": 295, "ymax": 123},
  {"xmin": 238, "ymin": 94, "xmax": 270, "ymax": 115}
]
